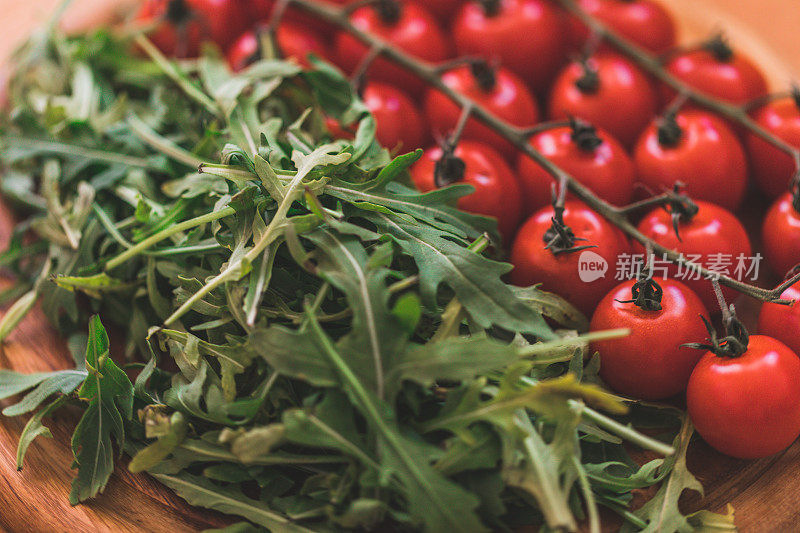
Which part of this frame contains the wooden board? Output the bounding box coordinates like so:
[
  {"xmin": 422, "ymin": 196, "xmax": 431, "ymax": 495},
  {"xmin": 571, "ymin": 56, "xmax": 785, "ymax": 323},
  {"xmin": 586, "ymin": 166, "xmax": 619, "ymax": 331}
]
[{"xmin": 1, "ymin": 1, "xmax": 800, "ymax": 532}]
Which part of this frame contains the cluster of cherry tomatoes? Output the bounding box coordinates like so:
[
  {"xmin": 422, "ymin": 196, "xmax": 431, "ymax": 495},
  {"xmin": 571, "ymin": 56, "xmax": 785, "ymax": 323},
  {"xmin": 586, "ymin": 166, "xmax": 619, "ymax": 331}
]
[{"xmin": 138, "ymin": 0, "xmax": 800, "ymax": 459}]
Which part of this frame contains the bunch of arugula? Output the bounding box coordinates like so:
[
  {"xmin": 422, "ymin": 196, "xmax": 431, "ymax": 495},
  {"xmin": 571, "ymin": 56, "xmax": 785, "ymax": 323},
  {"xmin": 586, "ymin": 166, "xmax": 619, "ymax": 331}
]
[{"xmin": 0, "ymin": 23, "xmax": 735, "ymax": 533}]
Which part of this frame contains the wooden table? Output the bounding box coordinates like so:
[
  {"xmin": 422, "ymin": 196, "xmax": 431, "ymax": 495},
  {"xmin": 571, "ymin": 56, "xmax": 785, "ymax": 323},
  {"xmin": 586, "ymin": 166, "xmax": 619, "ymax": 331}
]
[{"xmin": 1, "ymin": 1, "xmax": 800, "ymax": 531}]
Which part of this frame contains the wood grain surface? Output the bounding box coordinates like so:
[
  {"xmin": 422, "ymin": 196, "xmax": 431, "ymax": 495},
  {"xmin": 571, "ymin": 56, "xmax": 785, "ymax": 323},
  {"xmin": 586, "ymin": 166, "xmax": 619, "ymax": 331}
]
[{"xmin": 1, "ymin": 1, "xmax": 800, "ymax": 532}]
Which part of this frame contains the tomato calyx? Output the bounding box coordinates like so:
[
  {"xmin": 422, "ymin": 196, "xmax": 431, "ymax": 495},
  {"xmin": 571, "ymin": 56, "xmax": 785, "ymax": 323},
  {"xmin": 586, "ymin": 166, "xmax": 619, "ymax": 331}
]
[
  {"xmin": 684, "ymin": 312, "xmax": 749, "ymax": 358},
  {"xmin": 791, "ymin": 171, "xmax": 800, "ymax": 213},
  {"xmin": 702, "ymin": 33, "xmax": 734, "ymax": 63},
  {"xmin": 791, "ymin": 84, "xmax": 800, "ymax": 110},
  {"xmin": 375, "ymin": 0, "xmax": 402, "ymax": 25},
  {"xmin": 165, "ymin": 0, "xmax": 193, "ymax": 26},
  {"xmin": 575, "ymin": 58, "xmax": 600, "ymax": 94},
  {"xmin": 657, "ymin": 183, "xmax": 699, "ymax": 241},
  {"xmin": 543, "ymin": 205, "xmax": 597, "ymax": 255},
  {"xmin": 616, "ymin": 256, "xmax": 664, "ymax": 310},
  {"xmin": 619, "ymin": 276, "xmax": 664, "ymax": 311},
  {"xmin": 433, "ymin": 146, "xmax": 466, "ymax": 187},
  {"xmin": 478, "ymin": 0, "xmax": 502, "ymax": 17},
  {"xmin": 656, "ymin": 110, "xmax": 683, "ymax": 147},
  {"xmin": 684, "ymin": 280, "xmax": 749, "ymax": 357},
  {"xmin": 469, "ymin": 59, "xmax": 497, "ymax": 92},
  {"xmin": 569, "ymin": 118, "xmax": 603, "ymax": 152}
]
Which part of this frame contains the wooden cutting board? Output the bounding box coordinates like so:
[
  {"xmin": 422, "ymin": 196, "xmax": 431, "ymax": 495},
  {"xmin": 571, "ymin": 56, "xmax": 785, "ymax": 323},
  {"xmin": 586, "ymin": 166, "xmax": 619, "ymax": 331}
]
[{"xmin": 1, "ymin": 1, "xmax": 800, "ymax": 531}]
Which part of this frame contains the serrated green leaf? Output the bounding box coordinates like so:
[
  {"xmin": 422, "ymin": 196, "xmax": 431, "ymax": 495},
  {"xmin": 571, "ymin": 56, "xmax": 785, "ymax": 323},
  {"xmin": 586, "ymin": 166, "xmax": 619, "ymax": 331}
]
[
  {"xmin": 69, "ymin": 315, "xmax": 133, "ymax": 504},
  {"xmin": 368, "ymin": 211, "xmax": 553, "ymax": 336},
  {"xmin": 384, "ymin": 336, "xmax": 518, "ymax": 401},
  {"xmin": 624, "ymin": 417, "xmax": 708, "ymax": 533}
]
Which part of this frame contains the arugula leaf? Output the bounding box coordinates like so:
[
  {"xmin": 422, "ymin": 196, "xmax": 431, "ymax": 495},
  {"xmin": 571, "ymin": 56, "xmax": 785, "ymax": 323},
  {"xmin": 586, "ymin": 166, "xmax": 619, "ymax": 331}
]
[
  {"xmin": 623, "ymin": 417, "xmax": 734, "ymax": 533},
  {"xmin": 367, "ymin": 211, "xmax": 554, "ymax": 337},
  {"xmin": 304, "ymin": 229, "xmax": 409, "ymax": 399},
  {"xmin": 304, "ymin": 308, "xmax": 487, "ymax": 532},
  {"xmin": 69, "ymin": 315, "xmax": 133, "ymax": 504},
  {"xmin": 383, "ymin": 336, "xmax": 519, "ymax": 401},
  {"xmin": 153, "ymin": 472, "xmax": 315, "ymax": 533},
  {"xmin": 282, "ymin": 390, "xmax": 376, "ymax": 468}
]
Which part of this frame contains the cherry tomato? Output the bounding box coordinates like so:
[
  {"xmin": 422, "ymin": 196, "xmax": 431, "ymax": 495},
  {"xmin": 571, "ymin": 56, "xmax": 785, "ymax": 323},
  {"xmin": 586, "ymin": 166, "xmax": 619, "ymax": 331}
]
[
  {"xmin": 335, "ymin": 1, "xmax": 451, "ymax": 92},
  {"xmin": 452, "ymin": 0, "xmax": 566, "ymax": 94},
  {"xmin": 548, "ymin": 53, "xmax": 657, "ymax": 147},
  {"xmin": 516, "ymin": 122, "xmax": 635, "ymax": 215},
  {"xmin": 687, "ymin": 335, "xmax": 800, "ymax": 459},
  {"xmin": 746, "ymin": 97, "xmax": 800, "ymax": 198},
  {"xmin": 227, "ymin": 23, "xmax": 328, "ymax": 71},
  {"xmin": 633, "ymin": 109, "xmax": 747, "ymax": 211},
  {"xmin": 762, "ymin": 192, "xmax": 800, "ymax": 277},
  {"xmin": 758, "ymin": 283, "xmax": 800, "ymax": 358},
  {"xmin": 410, "ymin": 141, "xmax": 522, "ymax": 241},
  {"xmin": 138, "ymin": 0, "xmax": 250, "ymax": 57},
  {"xmin": 590, "ymin": 278, "xmax": 708, "ymax": 400},
  {"xmin": 363, "ymin": 82, "xmax": 428, "ymax": 151},
  {"xmin": 635, "ymin": 200, "xmax": 752, "ymax": 312},
  {"xmin": 424, "ymin": 63, "xmax": 539, "ymax": 159},
  {"xmin": 510, "ymin": 201, "xmax": 630, "ymax": 315},
  {"xmin": 663, "ymin": 39, "xmax": 767, "ymax": 106},
  {"xmin": 568, "ymin": 0, "xmax": 677, "ymax": 55}
]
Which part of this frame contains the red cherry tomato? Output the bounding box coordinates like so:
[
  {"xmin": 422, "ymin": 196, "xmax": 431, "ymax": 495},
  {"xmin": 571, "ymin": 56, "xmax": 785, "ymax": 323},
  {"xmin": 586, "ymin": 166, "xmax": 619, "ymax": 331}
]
[
  {"xmin": 635, "ymin": 200, "xmax": 752, "ymax": 312},
  {"xmin": 548, "ymin": 53, "xmax": 657, "ymax": 147},
  {"xmin": 762, "ymin": 192, "xmax": 800, "ymax": 277},
  {"xmin": 663, "ymin": 42, "xmax": 767, "ymax": 106},
  {"xmin": 227, "ymin": 23, "xmax": 328, "ymax": 71},
  {"xmin": 759, "ymin": 283, "xmax": 800, "ymax": 358},
  {"xmin": 410, "ymin": 141, "xmax": 522, "ymax": 241},
  {"xmin": 424, "ymin": 63, "xmax": 539, "ymax": 159},
  {"xmin": 568, "ymin": 0, "xmax": 677, "ymax": 55},
  {"xmin": 335, "ymin": 2, "xmax": 451, "ymax": 92},
  {"xmin": 452, "ymin": 0, "xmax": 567, "ymax": 94},
  {"xmin": 138, "ymin": 0, "xmax": 250, "ymax": 57},
  {"xmin": 590, "ymin": 278, "xmax": 708, "ymax": 400},
  {"xmin": 633, "ymin": 109, "xmax": 747, "ymax": 211},
  {"xmin": 746, "ymin": 97, "xmax": 800, "ymax": 198},
  {"xmin": 688, "ymin": 335, "xmax": 800, "ymax": 459},
  {"xmin": 510, "ymin": 201, "xmax": 630, "ymax": 315},
  {"xmin": 516, "ymin": 122, "xmax": 635, "ymax": 215},
  {"xmin": 363, "ymin": 82, "xmax": 427, "ymax": 151}
]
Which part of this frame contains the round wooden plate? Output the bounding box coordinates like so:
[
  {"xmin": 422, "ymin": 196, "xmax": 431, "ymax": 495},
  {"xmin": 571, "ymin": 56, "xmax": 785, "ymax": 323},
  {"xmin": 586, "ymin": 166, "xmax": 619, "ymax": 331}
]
[{"xmin": 1, "ymin": 1, "xmax": 799, "ymax": 531}]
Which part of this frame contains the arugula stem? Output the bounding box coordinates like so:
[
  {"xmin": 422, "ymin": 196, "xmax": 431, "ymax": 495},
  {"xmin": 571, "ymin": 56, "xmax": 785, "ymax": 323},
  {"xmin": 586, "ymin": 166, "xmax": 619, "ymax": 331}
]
[
  {"xmin": 105, "ymin": 206, "xmax": 235, "ymax": 271},
  {"xmin": 516, "ymin": 329, "xmax": 630, "ymax": 358},
  {"xmin": 163, "ymin": 170, "xmax": 307, "ymax": 327},
  {"xmin": 572, "ymin": 455, "xmax": 600, "ymax": 533},
  {"xmin": 127, "ymin": 114, "xmax": 207, "ymax": 168},
  {"xmin": 1, "ymin": 137, "xmax": 160, "ymax": 170},
  {"xmin": 569, "ymin": 401, "xmax": 676, "ymax": 456},
  {"xmin": 600, "ymin": 502, "xmax": 649, "ymax": 529},
  {"xmin": 133, "ymin": 35, "xmax": 220, "ymax": 117}
]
